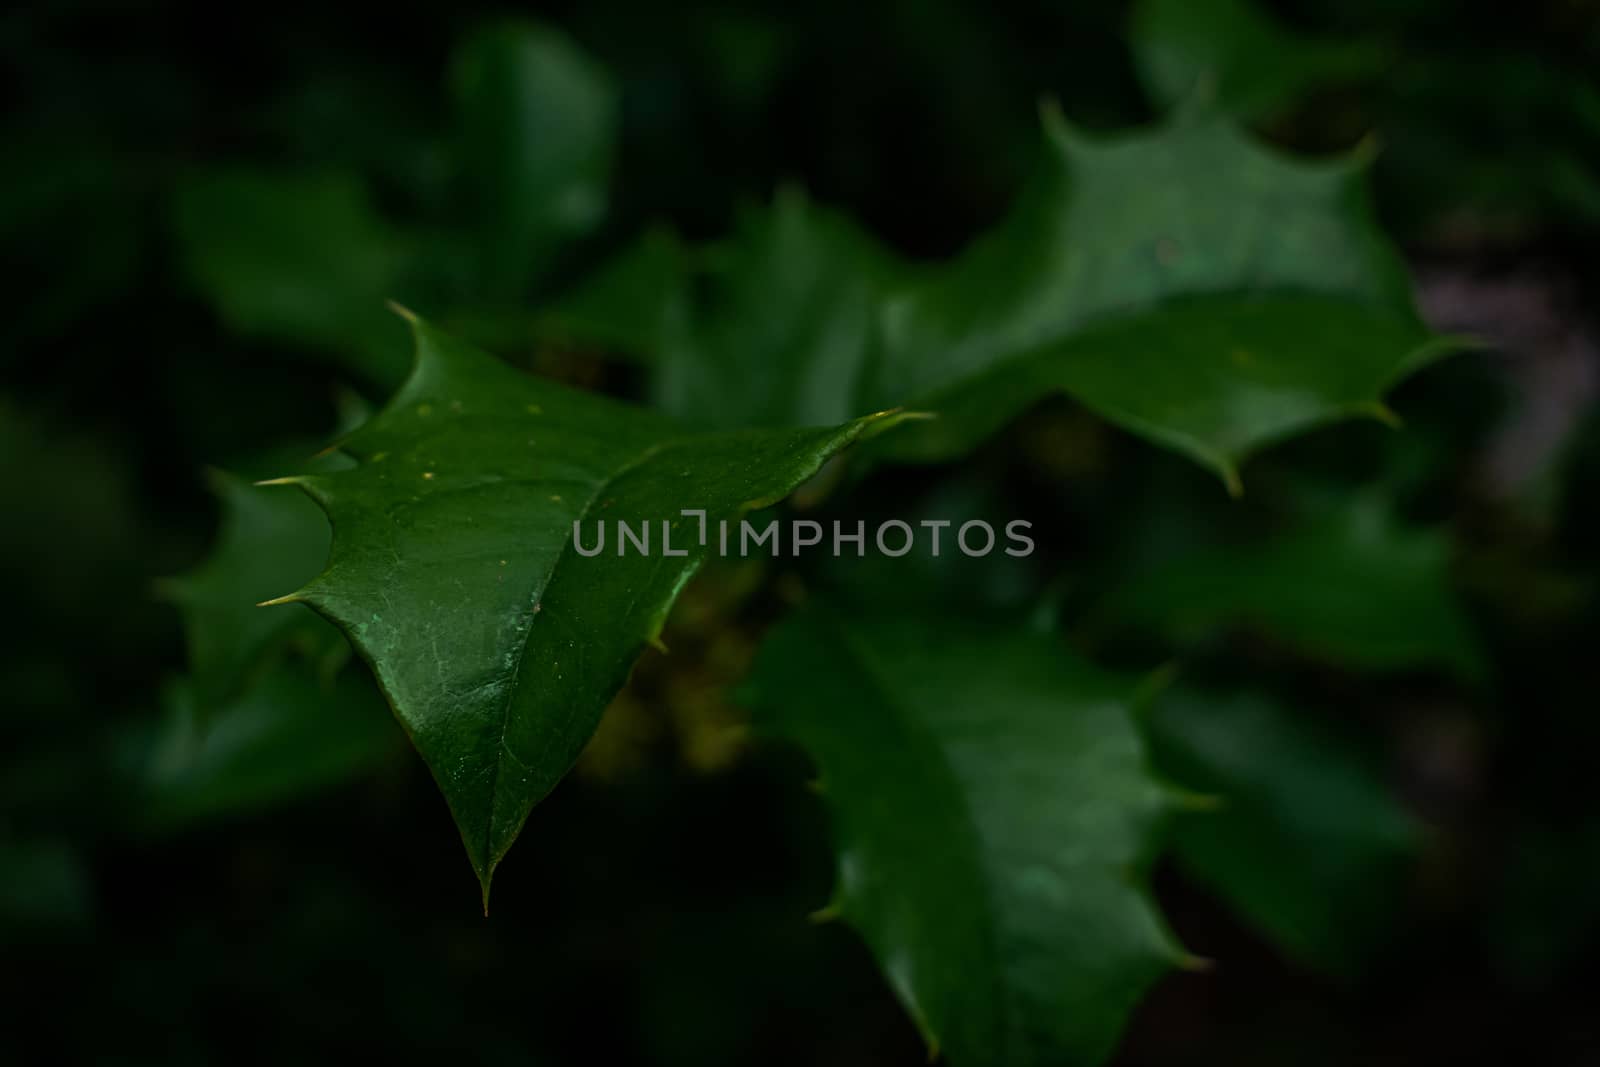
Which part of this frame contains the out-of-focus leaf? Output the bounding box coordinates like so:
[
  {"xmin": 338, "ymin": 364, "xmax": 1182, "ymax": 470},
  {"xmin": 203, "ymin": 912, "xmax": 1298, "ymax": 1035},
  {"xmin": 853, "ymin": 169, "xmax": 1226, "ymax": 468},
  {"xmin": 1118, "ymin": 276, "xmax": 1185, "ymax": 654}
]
[
  {"xmin": 158, "ymin": 471, "xmax": 349, "ymax": 711},
  {"xmin": 539, "ymin": 227, "xmax": 688, "ymax": 363},
  {"xmin": 745, "ymin": 606, "xmax": 1182, "ymax": 1067},
  {"xmin": 260, "ymin": 315, "xmax": 910, "ymax": 902},
  {"xmin": 873, "ymin": 110, "xmax": 1459, "ymax": 490},
  {"xmin": 656, "ymin": 188, "xmax": 907, "ymax": 429},
  {"xmin": 140, "ymin": 661, "xmax": 400, "ymax": 831},
  {"xmin": 1147, "ymin": 687, "xmax": 1418, "ymax": 974},
  {"xmin": 817, "ymin": 471, "xmax": 1044, "ymax": 620},
  {"xmin": 173, "ymin": 169, "xmax": 412, "ymax": 387},
  {"xmin": 1379, "ymin": 53, "xmax": 1600, "ymax": 237},
  {"xmin": 0, "ymin": 837, "xmax": 92, "ymax": 936},
  {"xmin": 0, "ymin": 144, "xmax": 148, "ymax": 354},
  {"xmin": 1102, "ymin": 490, "xmax": 1482, "ymax": 679},
  {"xmin": 450, "ymin": 20, "xmax": 618, "ymax": 298},
  {"xmin": 1131, "ymin": 0, "xmax": 1388, "ymax": 118},
  {"xmin": 1487, "ymin": 819, "xmax": 1600, "ymax": 981}
]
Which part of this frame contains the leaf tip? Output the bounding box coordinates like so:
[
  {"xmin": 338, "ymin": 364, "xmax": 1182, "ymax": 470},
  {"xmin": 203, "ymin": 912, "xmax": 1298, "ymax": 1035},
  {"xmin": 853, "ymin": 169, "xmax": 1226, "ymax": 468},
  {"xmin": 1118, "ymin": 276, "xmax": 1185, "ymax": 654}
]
[
  {"xmin": 808, "ymin": 902, "xmax": 841, "ymax": 925},
  {"xmin": 858, "ymin": 408, "xmax": 936, "ymax": 445},
  {"xmin": 256, "ymin": 591, "xmax": 307, "ymax": 608},
  {"xmin": 1219, "ymin": 461, "xmax": 1244, "ymax": 499},
  {"xmin": 1131, "ymin": 661, "xmax": 1182, "ymax": 713},
  {"xmin": 1037, "ymin": 94, "xmax": 1085, "ymax": 155},
  {"xmin": 1169, "ymin": 70, "xmax": 1221, "ymax": 123},
  {"xmin": 385, "ymin": 299, "xmax": 420, "ymax": 325},
  {"xmin": 1358, "ymin": 400, "xmax": 1403, "ymax": 429},
  {"xmin": 1163, "ymin": 786, "xmax": 1226, "ymax": 814},
  {"xmin": 1350, "ymin": 131, "xmax": 1383, "ymax": 170}
]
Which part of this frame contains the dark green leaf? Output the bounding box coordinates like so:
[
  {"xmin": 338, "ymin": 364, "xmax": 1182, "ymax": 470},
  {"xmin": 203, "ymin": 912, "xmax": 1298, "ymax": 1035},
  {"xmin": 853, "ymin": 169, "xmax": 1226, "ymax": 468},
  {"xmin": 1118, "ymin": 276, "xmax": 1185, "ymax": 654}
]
[
  {"xmin": 872, "ymin": 111, "xmax": 1460, "ymax": 489},
  {"xmin": 174, "ymin": 169, "xmax": 413, "ymax": 387},
  {"xmin": 140, "ymin": 661, "xmax": 400, "ymax": 831},
  {"xmin": 451, "ymin": 20, "xmax": 618, "ymax": 298},
  {"xmin": 746, "ymin": 606, "xmax": 1183, "ymax": 1066},
  {"xmin": 1103, "ymin": 490, "xmax": 1482, "ymax": 679},
  {"xmin": 1131, "ymin": 0, "xmax": 1388, "ymax": 119},
  {"xmin": 261, "ymin": 314, "xmax": 908, "ymax": 901},
  {"xmin": 656, "ymin": 188, "xmax": 908, "ymax": 429},
  {"xmin": 539, "ymin": 226, "xmax": 688, "ymax": 363},
  {"xmin": 1147, "ymin": 687, "xmax": 1418, "ymax": 974},
  {"xmin": 0, "ymin": 837, "xmax": 92, "ymax": 936},
  {"xmin": 159, "ymin": 471, "xmax": 350, "ymax": 710}
]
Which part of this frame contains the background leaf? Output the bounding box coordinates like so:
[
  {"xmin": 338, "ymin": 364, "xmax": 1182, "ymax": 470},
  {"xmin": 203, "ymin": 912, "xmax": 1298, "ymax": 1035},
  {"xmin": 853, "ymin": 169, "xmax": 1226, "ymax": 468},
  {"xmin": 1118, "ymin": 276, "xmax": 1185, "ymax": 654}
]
[
  {"xmin": 539, "ymin": 226, "xmax": 688, "ymax": 364},
  {"xmin": 158, "ymin": 471, "xmax": 350, "ymax": 710},
  {"xmin": 873, "ymin": 110, "xmax": 1452, "ymax": 487},
  {"xmin": 746, "ymin": 606, "xmax": 1183, "ymax": 1066},
  {"xmin": 654, "ymin": 188, "xmax": 907, "ymax": 428},
  {"xmin": 139, "ymin": 660, "xmax": 401, "ymax": 831},
  {"xmin": 1131, "ymin": 0, "xmax": 1389, "ymax": 119},
  {"xmin": 451, "ymin": 20, "xmax": 618, "ymax": 299},
  {"xmin": 1145, "ymin": 686, "xmax": 1418, "ymax": 975},
  {"xmin": 1101, "ymin": 488, "xmax": 1482, "ymax": 680},
  {"xmin": 174, "ymin": 169, "xmax": 414, "ymax": 388}
]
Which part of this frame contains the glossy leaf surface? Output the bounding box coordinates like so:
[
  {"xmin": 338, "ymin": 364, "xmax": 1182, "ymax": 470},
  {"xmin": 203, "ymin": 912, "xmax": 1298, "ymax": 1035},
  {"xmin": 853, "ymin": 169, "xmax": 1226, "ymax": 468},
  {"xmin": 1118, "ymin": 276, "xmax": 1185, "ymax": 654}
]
[
  {"xmin": 746, "ymin": 607, "xmax": 1182, "ymax": 1066},
  {"xmin": 264, "ymin": 316, "xmax": 906, "ymax": 900}
]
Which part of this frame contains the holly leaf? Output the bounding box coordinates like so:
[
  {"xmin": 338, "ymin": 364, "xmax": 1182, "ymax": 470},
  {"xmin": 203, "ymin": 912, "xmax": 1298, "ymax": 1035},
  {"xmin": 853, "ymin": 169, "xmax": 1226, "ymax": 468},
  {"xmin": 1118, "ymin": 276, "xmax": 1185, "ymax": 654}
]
[
  {"xmin": 745, "ymin": 606, "xmax": 1183, "ymax": 1066},
  {"xmin": 1102, "ymin": 489, "xmax": 1482, "ymax": 680},
  {"xmin": 174, "ymin": 169, "xmax": 414, "ymax": 388},
  {"xmin": 159, "ymin": 471, "xmax": 350, "ymax": 711},
  {"xmin": 655, "ymin": 188, "xmax": 908, "ymax": 429},
  {"xmin": 872, "ymin": 109, "xmax": 1462, "ymax": 490},
  {"xmin": 260, "ymin": 314, "xmax": 909, "ymax": 903},
  {"xmin": 538, "ymin": 227, "xmax": 688, "ymax": 363},
  {"xmin": 451, "ymin": 20, "xmax": 618, "ymax": 298},
  {"xmin": 1146, "ymin": 687, "xmax": 1418, "ymax": 975},
  {"xmin": 140, "ymin": 659, "xmax": 401, "ymax": 831},
  {"xmin": 1131, "ymin": 0, "xmax": 1388, "ymax": 119}
]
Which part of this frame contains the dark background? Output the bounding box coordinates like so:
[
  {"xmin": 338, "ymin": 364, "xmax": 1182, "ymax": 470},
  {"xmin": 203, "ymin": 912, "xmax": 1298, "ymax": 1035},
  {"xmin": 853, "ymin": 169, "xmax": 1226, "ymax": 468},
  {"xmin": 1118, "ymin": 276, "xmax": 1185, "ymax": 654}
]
[{"xmin": 4, "ymin": 0, "xmax": 1600, "ymax": 1063}]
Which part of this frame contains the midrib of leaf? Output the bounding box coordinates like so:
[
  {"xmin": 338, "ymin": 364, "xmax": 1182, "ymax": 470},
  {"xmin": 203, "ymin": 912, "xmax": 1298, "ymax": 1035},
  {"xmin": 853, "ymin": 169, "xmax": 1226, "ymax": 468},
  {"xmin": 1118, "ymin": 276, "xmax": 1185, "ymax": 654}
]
[
  {"xmin": 478, "ymin": 431, "xmax": 679, "ymax": 895},
  {"xmin": 826, "ymin": 614, "xmax": 1019, "ymax": 1061}
]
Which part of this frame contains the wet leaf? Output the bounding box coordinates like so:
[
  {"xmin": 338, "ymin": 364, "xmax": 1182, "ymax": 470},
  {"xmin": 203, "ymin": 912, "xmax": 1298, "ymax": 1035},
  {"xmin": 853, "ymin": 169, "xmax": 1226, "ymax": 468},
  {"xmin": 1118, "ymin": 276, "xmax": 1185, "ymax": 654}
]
[{"xmin": 262, "ymin": 315, "xmax": 908, "ymax": 901}]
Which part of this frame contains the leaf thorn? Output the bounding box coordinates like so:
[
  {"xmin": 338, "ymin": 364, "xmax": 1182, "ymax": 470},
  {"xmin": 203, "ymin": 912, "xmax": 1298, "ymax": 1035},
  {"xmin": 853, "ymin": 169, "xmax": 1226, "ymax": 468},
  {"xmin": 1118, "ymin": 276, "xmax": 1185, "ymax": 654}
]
[{"xmin": 808, "ymin": 903, "xmax": 841, "ymax": 924}]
